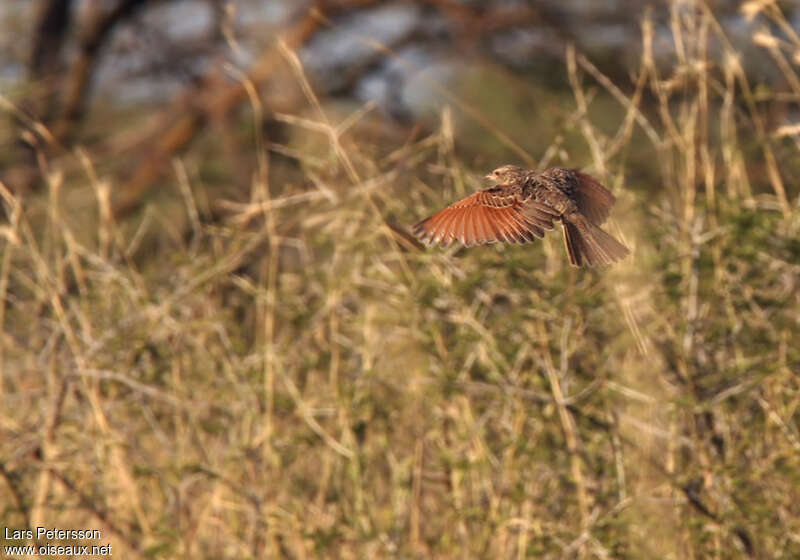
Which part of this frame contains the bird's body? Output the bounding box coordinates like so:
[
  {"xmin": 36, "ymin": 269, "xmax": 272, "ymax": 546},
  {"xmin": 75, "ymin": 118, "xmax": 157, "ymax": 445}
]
[{"xmin": 413, "ymin": 165, "xmax": 629, "ymax": 267}]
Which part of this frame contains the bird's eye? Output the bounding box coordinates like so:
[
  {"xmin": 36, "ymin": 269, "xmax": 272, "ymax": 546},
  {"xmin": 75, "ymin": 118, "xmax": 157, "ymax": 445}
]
[{"xmin": 493, "ymin": 170, "xmax": 499, "ymax": 176}]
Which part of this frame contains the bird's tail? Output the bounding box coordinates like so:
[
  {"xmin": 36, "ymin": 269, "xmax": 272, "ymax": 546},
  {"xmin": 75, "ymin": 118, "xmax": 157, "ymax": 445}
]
[{"xmin": 562, "ymin": 213, "xmax": 629, "ymax": 267}]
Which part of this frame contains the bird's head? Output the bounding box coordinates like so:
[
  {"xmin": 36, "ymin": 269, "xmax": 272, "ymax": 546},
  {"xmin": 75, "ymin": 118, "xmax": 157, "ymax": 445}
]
[{"xmin": 485, "ymin": 164, "xmax": 525, "ymax": 184}]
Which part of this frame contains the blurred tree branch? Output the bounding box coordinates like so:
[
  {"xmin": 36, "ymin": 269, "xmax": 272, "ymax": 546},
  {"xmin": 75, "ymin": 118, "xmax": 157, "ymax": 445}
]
[
  {"xmin": 29, "ymin": 0, "xmax": 74, "ymax": 123},
  {"xmin": 7, "ymin": 0, "xmax": 153, "ymax": 195},
  {"xmin": 112, "ymin": 0, "xmax": 386, "ymax": 218},
  {"xmin": 5, "ymin": 0, "xmax": 75, "ymax": 195},
  {"xmin": 54, "ymin": 0, "xmax": 152, "ymax": 142}
]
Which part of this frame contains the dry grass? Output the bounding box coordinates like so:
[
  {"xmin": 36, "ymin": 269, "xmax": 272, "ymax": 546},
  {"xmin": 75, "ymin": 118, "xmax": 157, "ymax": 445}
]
[{"xmin": 2, "ymin": 3, "xmax": 800, "ymax": 559}]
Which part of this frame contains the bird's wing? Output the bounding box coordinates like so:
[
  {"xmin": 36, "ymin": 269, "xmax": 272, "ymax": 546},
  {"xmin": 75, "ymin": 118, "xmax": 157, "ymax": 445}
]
[
  {"xmin": 571, "ymin": 170, "xmax": 616, "ymax": 225},
  {"xmin": 413, "ymin": 188, "xmax": 558, "ymax": 247}
]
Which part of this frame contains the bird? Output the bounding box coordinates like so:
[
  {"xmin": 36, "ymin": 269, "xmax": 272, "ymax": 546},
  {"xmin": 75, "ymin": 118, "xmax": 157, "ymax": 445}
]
[{"xmin": 412, "ymin": 165, "xmax": 629, "ymax": 267}]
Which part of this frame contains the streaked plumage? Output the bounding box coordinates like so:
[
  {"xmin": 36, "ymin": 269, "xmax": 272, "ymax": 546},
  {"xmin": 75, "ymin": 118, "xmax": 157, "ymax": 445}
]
[{"xmin": 413, "ymin": 165, "xmax": 629, "ymax": 267}]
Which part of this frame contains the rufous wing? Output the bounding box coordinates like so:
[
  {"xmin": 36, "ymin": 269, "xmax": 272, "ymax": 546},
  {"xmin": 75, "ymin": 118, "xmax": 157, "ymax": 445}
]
[{"xmin": 413, "ymin": 189, "xmax": 557, "ymax": 247}]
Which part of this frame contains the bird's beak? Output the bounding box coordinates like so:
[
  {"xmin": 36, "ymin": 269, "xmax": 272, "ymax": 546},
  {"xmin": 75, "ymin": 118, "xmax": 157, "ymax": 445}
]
[{"xmin": 485, "ymin": 174, "xmax": 495, "ymax": 180}]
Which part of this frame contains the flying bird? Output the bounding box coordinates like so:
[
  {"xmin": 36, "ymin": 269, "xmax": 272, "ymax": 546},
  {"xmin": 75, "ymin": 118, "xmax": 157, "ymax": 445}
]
[{"xmin": 412, "ymin": 165, "xmax": 629, "ymax": 267}]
